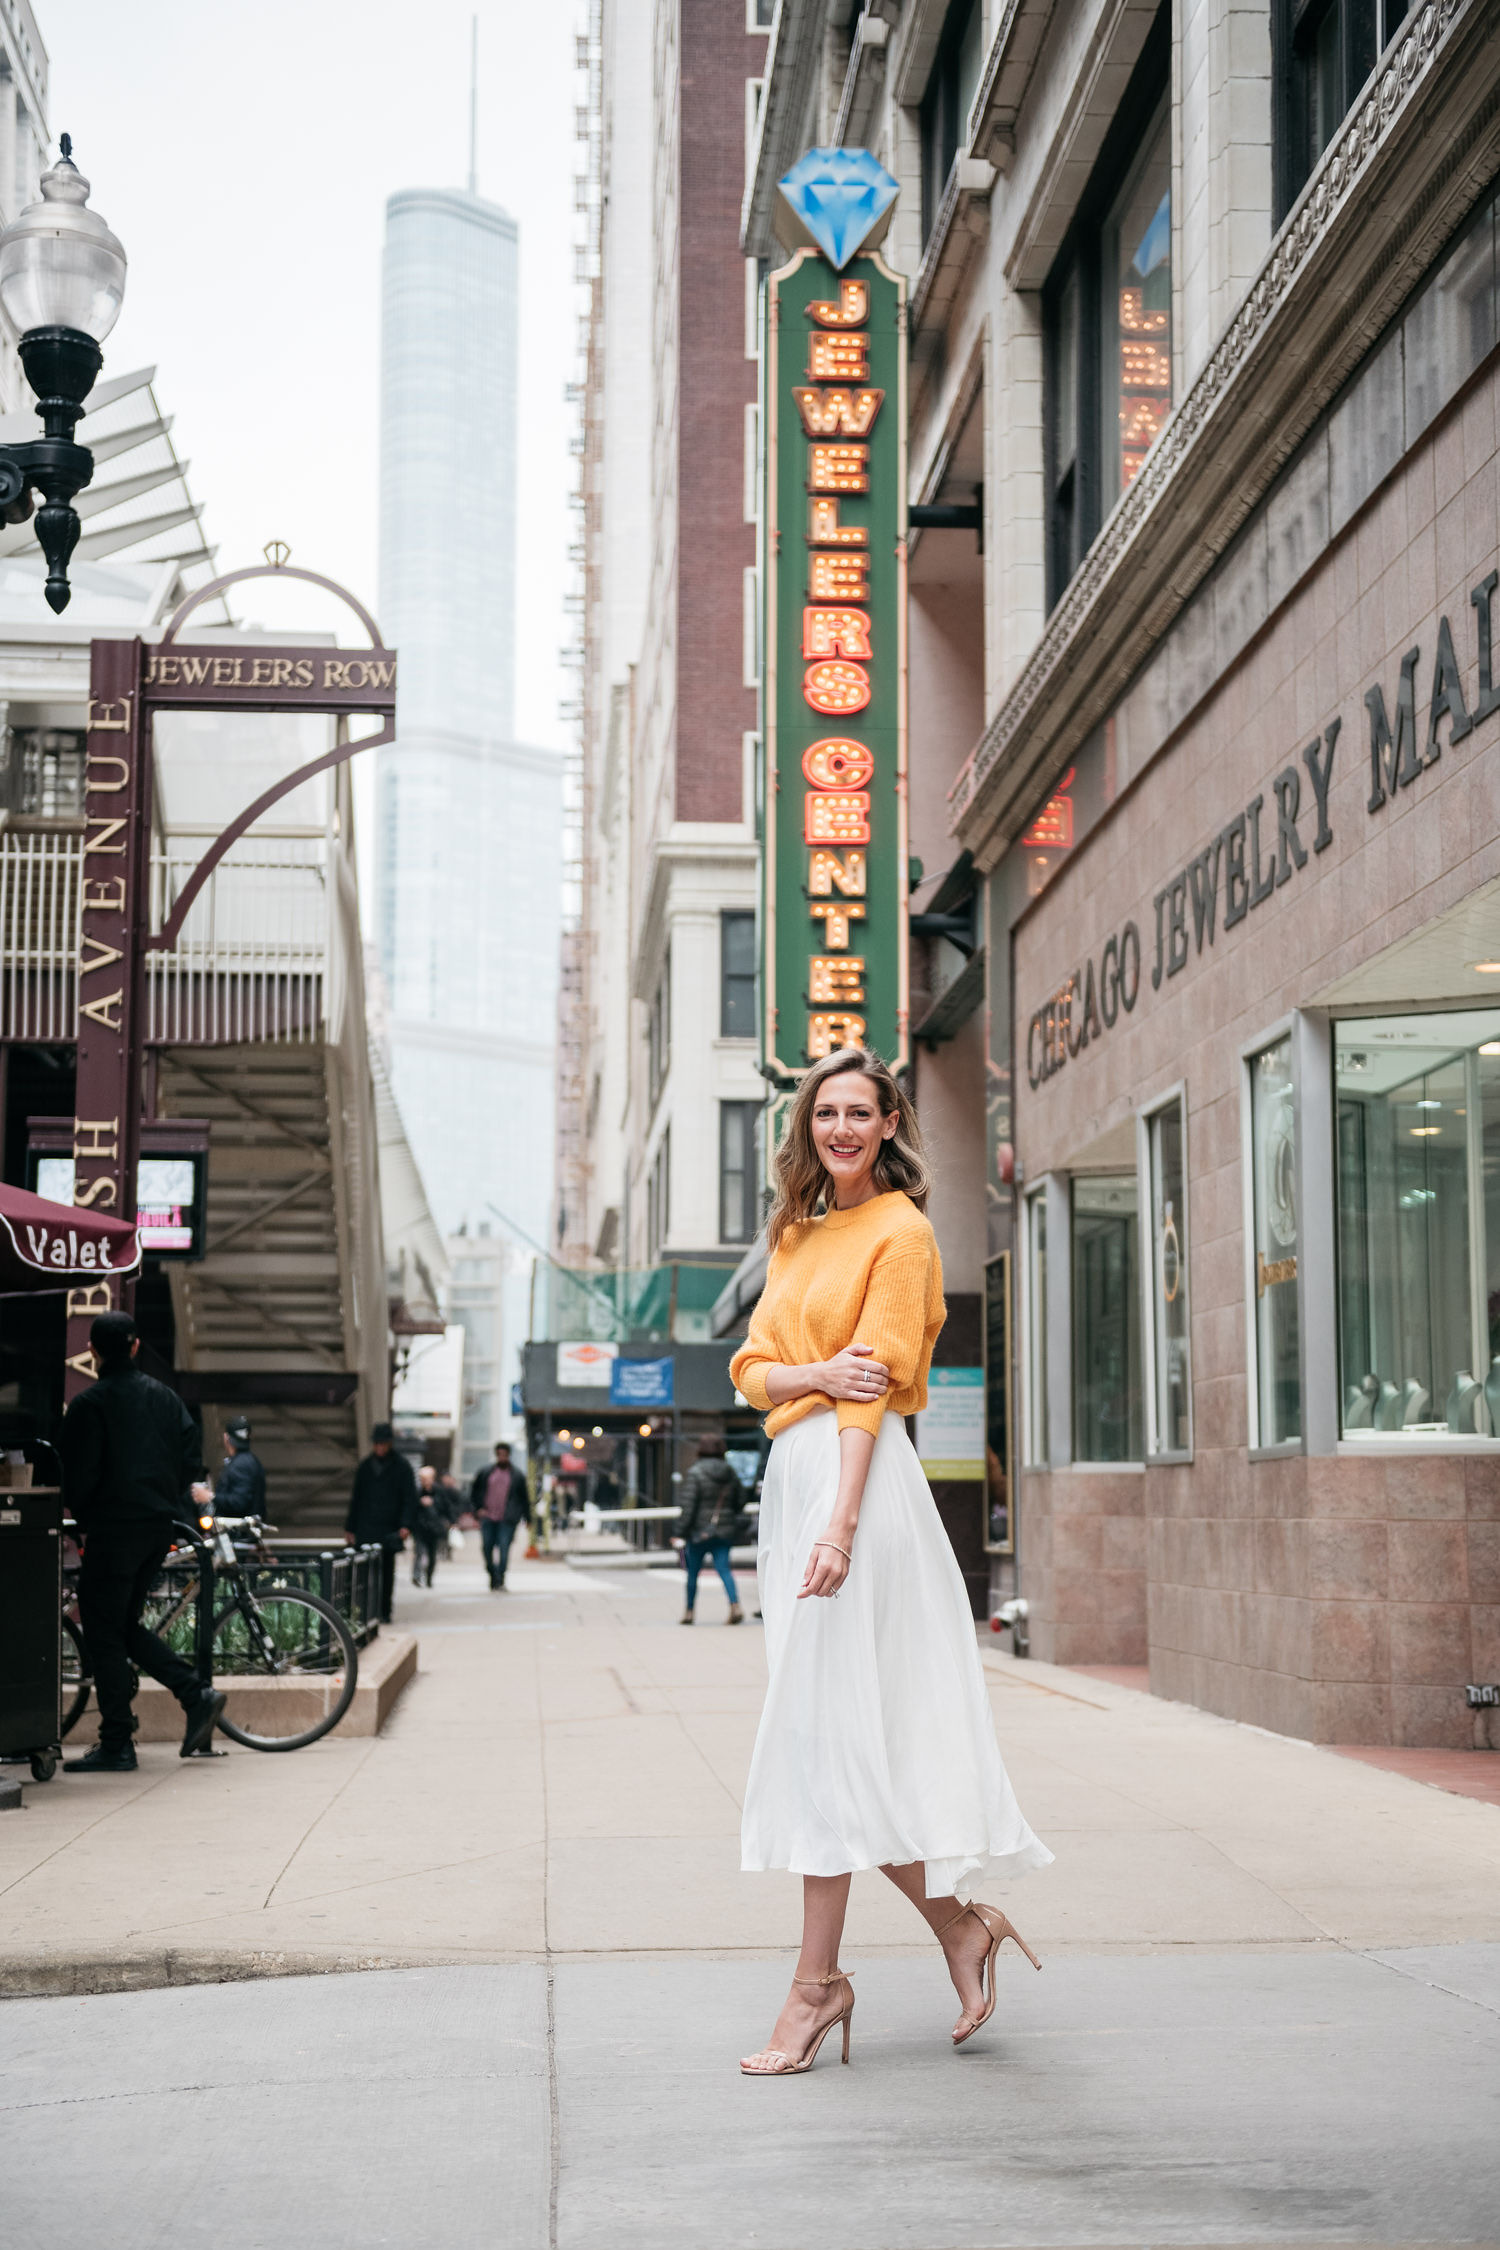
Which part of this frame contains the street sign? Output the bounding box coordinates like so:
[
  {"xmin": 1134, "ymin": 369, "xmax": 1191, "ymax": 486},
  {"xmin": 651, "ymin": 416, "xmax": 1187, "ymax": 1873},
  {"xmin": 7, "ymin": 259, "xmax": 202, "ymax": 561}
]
[
  {"xmin": 556, "ymin": 1340, "xmax": 619, "ymax": 1387},
  {"xmin": 761, "ymin": 242, "xmax": 908, "ymax": 1080},
  {"xmin": 143, "ymin": 645, "xmax": 396, "ymax": 711},
  {"xmin": 610, "ymin": 1356, "xmax": 674, "ymax": 1408}
]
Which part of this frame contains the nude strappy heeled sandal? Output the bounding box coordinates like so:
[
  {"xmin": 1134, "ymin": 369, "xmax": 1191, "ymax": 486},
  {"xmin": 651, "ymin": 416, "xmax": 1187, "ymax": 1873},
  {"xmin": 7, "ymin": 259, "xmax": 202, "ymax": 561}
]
[
  {"xmin": 739, "ymin": 1970, "xmax": 855, "ymax": 2075},
  {"xmin": 938, "ymin": 1902, "xmax": 1041, "ymax": 2046}
]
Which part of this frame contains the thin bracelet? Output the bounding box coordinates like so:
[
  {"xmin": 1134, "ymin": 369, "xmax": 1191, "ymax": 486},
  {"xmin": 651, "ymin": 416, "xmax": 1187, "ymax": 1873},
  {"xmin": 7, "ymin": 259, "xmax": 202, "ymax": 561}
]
[{"xmin": 814, "ymin": 1540, "xmax": 852, "ymax": 1564}]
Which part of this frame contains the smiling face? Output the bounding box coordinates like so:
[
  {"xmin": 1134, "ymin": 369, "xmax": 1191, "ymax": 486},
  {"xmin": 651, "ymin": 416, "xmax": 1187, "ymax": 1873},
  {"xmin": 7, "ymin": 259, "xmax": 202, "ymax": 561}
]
[{"xmin": 809, "ymin": 1070, "xmax": 899, "ymax": 1204}]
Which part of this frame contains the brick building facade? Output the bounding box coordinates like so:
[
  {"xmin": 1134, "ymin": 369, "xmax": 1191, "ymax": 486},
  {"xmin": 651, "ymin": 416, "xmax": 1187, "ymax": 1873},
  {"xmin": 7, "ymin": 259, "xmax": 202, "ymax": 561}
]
[{"xmin": 562, "ymin": 0, "xmax": 767, "ymax": 1284}]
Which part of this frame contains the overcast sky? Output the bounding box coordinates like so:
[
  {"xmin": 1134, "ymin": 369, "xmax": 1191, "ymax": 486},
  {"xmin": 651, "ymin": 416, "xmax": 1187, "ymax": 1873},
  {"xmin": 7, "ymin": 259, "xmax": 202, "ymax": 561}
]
[{"xmin": 46, "ymin": 0, "xmax": 576, "ymax": 753}]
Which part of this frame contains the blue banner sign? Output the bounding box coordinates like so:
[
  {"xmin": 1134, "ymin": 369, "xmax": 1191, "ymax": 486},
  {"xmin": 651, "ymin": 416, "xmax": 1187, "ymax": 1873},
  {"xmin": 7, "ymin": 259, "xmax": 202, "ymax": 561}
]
[{"xmin": 610, "ymin": 1356, "xmax": 674, "ymax": 1407}]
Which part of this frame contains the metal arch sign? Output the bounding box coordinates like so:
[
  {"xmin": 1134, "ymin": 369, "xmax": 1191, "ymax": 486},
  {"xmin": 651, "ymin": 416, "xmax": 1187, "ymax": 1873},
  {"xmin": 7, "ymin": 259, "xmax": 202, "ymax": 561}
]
[
  {"xmin": 761, "ymin": 246, "xmax": 908, "ymax": 1080},
  {"xmin": 64, "ymin": 558, "xmax": 397, "ymax": 1396}
]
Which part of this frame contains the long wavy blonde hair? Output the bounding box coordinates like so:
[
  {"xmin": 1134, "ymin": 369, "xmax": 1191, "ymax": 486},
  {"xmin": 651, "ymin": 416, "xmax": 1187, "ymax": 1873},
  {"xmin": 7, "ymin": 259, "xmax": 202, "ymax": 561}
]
[{"xmin": 766, "ymin": 1046, "xmax": 931, "ymax": 1253}]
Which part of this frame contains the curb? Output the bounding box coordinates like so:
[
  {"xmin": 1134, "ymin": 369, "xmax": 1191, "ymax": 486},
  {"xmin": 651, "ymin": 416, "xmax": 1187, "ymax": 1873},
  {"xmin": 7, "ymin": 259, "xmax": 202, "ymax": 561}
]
[{"xmin": 0, "ymin": 1945, "xmax": 477, "ymax": 2000}]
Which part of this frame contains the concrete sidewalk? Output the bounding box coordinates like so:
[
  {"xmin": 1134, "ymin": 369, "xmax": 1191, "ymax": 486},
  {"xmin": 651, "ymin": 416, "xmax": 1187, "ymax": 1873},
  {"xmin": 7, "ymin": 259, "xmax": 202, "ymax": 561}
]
[
  {"xmin": 2, "ymin": 1538, "xmax": 1497, "ymax": 1989},
  {"xmin": 3, "ymin": 1538, "xmax": 1499, "ymax": 2246}
]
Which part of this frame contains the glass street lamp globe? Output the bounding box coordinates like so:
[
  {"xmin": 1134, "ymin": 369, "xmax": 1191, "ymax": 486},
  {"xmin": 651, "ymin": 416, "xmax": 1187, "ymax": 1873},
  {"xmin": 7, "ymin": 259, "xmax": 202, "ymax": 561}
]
[{"xmin": 0, "ymin": 141, "xmax": 126, "ymax": 343}]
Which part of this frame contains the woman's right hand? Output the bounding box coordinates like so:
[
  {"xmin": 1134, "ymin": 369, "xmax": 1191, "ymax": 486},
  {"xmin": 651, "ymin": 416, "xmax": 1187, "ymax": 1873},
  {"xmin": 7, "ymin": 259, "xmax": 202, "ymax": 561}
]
[{"xmin": 817, "ymin": 1344, "xmax": 890, "ymax": 1402}]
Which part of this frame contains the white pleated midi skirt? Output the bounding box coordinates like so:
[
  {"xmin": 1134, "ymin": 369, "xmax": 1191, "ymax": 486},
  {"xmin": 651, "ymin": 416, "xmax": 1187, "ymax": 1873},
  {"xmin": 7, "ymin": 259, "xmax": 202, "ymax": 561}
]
[{"xmin": 741, "ymin": 1406, "xmax": 1053, "ymax": 1899}]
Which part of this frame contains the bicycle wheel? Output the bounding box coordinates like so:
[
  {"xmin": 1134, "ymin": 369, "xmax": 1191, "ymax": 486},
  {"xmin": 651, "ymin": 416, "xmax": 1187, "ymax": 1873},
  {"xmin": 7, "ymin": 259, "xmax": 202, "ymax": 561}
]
[
  {"xmin": 209, "ymin": 1586, "xmax": 359, "ymax": 1751},
  {"xmin": 60, "ymin": 1611, "xmax": 90, "ymax": 1739}
]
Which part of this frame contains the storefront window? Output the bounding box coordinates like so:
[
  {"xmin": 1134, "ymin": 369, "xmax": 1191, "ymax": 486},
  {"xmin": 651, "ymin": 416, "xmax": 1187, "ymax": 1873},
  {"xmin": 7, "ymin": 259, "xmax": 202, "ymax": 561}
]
[
  {"xmin": 1335, "ymin": 1010, "xmax": 1500, "ymax": 1437},
  {"xmin": 1101, "ymin": 99, "xmax": 1172, "ymax": 500},
  {"xmin": 1072, "ymin": 1175, "xmax": 1142, "ymax": 1462},
  {"xmin": 1249, "ymin": 1038, "xmax": 1301, "ymax": 1445},
  {"xmin": 1023, "ymin": 1190, "xmax": 1048, "ymax": 1464},
  {"xmin": 1145, "ymin": 1096, "xmax": 1190, "ymax": 1454}
]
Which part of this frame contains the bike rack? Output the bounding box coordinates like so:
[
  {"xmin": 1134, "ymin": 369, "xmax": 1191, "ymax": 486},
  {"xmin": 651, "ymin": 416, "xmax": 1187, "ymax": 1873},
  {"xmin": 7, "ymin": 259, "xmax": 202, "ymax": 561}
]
[{"xmin": 169, "ymin": 1517, "xmax": 220, "ymax": 1695}]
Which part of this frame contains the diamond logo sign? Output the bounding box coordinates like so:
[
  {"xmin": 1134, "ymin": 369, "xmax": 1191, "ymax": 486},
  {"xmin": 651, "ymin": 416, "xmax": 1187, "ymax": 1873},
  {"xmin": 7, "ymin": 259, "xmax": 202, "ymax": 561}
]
[{"xmin": 774, "ymin": 148, "xmax": 899, "ymax": 270}]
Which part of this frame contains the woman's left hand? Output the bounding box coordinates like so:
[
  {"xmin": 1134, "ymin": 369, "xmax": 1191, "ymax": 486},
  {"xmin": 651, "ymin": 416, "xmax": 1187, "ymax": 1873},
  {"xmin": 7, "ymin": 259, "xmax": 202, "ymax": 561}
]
[{"xmin": 799, "ymin": 1537, "xmax": 851, "ymax": 1600}]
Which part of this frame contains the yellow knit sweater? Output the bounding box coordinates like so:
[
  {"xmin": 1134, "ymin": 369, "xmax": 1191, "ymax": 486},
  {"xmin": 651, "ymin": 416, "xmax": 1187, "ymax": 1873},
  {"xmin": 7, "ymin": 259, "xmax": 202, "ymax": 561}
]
[{"xmin": 730, "ymin": 1191, "xmax": 946, "ymax": 1438}]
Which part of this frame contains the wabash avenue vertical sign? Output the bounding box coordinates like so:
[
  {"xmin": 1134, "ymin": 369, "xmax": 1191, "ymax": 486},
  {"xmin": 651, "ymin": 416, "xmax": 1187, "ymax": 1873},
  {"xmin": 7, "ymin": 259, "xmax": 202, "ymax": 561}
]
[
  {"xmin": 64, "ymin": 639, "xmax": 150, "ymax": 1389},
  {"xmin": 762, "ymin": 243, "xmax": 908, "ymax": 1079}
]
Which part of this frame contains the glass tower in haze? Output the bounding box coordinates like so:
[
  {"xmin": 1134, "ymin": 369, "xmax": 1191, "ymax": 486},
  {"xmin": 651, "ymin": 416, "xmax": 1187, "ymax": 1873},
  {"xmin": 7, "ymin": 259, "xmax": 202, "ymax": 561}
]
[{"xmin": 377, "ymin": 185, "xmax": 561, "ymax": 1287}]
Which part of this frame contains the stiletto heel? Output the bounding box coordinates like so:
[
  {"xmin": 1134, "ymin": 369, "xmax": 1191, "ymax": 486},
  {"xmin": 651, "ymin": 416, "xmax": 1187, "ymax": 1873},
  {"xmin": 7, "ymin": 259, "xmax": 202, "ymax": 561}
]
[
  {"xmin": 740, "ymin": 1970, "xmax": 855, "ymax": 2075},
  {"xmin": 937, "ymin": 1902, "xmax": 1041, "ymax": 2046}
]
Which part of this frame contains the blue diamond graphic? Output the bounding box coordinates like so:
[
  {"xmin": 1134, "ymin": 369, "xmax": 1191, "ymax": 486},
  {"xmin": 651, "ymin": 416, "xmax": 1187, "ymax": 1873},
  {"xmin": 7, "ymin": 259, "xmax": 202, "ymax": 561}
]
[{"xmin": 777, "ymin": 147, "xmax": 899, "ymax": 271}]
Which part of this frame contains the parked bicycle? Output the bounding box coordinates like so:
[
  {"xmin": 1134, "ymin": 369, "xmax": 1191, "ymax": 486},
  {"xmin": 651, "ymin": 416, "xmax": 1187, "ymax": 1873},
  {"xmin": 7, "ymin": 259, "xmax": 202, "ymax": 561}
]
[{"xmin": 62, "ymin": 1511, "xmax": 359, "ymax": 1753}]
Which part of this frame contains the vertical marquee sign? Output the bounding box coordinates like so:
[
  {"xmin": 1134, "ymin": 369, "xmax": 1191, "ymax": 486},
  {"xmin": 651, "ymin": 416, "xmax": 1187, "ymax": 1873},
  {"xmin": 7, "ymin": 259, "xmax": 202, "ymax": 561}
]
[
  {"xmin": 762, "ymin": 150, "xmax": 907, "ymax": 1081},
  {"xmin": 64, "ymin": 638, "xmax": 151, "ymax": 1391}
]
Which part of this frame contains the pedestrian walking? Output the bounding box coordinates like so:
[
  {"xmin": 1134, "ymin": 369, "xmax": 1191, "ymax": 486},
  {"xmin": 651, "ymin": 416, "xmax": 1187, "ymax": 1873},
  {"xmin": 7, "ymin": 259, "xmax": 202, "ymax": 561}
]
[
  {"xmin": 469, "ymin": 1440, "xmax": 531, "ymax": 1589},
  {"xmin": 409, "ymin": 1465, "xmax": 445, "ymax": 1587},
  {"xmin": 345, "ymin": 1422, "xmax": 416, "ymax": 1622},
  {"xmin": 214, "ymin": 1416, "xmax": 266, "ymax": 1518},
  {"xmin": 674, "ymin": 1436, "xmax": 746, "ymax": 1625},
  {"xmin": 730, "ymin": 1047, "xmax": 1051, "ymax": 2076},
  {"xmin": 438, "ymin": 1469, "xmax": 467, "ymax": 1560},
  {"xmin": 58, "ymin": 1311, "xmax": 227, "ymax": 1772}
]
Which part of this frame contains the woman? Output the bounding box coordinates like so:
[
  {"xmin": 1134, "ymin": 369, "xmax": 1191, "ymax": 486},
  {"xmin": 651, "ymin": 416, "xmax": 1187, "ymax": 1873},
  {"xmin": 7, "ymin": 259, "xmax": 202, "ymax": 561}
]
[{"xmin": 730, "ymin": 1047, "xmax": 1051, "ymax": 2076}]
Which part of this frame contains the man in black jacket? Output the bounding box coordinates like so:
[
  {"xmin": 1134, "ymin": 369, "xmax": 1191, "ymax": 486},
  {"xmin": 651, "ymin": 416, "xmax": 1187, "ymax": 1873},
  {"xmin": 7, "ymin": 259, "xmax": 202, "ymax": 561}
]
[
  {"xmin": 60, "ymin": 1311, "xmax": 227, "ymax": 1772},
  {"xmin": 214, "ymin": 1416, "xmax": 266, "ymax": 1517},
  {"xmin": 345, "ymin": 1422, "xmax": 417, "ymax": 1621},
  {"xmin": 468, "ymin": 1441, "xmax": 531, "ymax": 1589}
]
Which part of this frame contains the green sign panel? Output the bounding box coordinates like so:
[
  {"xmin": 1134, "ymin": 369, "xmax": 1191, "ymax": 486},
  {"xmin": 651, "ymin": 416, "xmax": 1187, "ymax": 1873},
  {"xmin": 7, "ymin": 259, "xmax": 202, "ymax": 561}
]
[{"xmin": 761, "ymin": 249, "xmax": 908, "ymax": 1081}]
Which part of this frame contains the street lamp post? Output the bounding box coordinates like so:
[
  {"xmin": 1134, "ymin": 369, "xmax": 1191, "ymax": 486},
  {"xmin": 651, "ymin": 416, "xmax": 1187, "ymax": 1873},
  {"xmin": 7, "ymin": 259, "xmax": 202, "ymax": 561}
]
[{"xmin": 0, "ymin": 136, "xmax": 126, "ymax": 613}]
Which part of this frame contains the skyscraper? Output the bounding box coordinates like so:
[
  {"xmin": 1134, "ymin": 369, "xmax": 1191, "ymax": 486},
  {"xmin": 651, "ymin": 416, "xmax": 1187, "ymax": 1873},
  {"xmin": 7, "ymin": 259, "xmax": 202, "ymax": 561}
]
[
  {"xmin": 377, "ymin": 181, "xmax": 562, "ymax": 1260},
  {"xmin": 377, "ymin": 167, "xmax": 561, "ymax": 1455}
]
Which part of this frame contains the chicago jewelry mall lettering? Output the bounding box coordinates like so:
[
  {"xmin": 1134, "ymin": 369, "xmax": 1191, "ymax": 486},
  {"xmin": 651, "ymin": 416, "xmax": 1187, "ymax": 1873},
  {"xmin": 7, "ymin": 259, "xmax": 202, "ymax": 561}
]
[
  {"xmin": 1141, "ymin": 563, "xmax": 1500, "ymax": 991},
  {"xmin": 1024, "ymin": 563, "xmax": 1500, "ymax": 1082},
  {"xmin": 1027, "ymin": 925, "xmax": 1141, "ymax": 1087},
  {"xmin": 1148, "ymin": 725, "xmax": 1337, "ymax": 990}
]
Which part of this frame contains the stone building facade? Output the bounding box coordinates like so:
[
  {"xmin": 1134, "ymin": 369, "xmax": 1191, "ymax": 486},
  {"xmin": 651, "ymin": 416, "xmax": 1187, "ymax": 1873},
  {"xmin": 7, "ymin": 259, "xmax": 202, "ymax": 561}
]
[{"xmin": 746, "ymin": 0, "xmax": 1500, "ymax": 1742}]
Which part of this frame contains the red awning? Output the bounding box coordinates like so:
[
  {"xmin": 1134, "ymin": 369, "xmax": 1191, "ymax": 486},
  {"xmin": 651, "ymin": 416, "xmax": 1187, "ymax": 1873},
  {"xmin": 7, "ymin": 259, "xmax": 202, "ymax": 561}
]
[{"xmin": 0, "ymin": 1184, "xmax": 140, "ymax": 1294}]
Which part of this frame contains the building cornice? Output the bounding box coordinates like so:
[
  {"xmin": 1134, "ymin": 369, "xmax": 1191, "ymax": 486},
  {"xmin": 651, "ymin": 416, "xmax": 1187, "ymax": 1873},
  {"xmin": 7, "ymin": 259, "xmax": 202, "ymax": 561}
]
[
  {"xmin": 951, "ymin": 0, "xmax": 1500, "ymax": 867},
  {"xmin": 909, "ymin": 156, "xmax": 996, "ymax": 338},
  {"xmin": 967, "ymin": 0, "xmax": 1057, "ymax": 173},
  {"xmin": 633, "ymin": 834, "xmax": 761, "ymax": 1001},
  {"xmin": 834, "ymin": 13, "xmax": 889, "ymax": 150},
  {"xmin": 741, "ymin": 0, "xmax": 827, "ymax": 259}
]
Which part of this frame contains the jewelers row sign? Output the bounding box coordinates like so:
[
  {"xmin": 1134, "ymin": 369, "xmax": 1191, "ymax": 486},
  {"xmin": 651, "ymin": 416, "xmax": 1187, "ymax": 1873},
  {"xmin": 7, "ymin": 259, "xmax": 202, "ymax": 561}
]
[{"xmin": 762, "ymin": 250, "xmax": 908, "ymax": 1078}]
